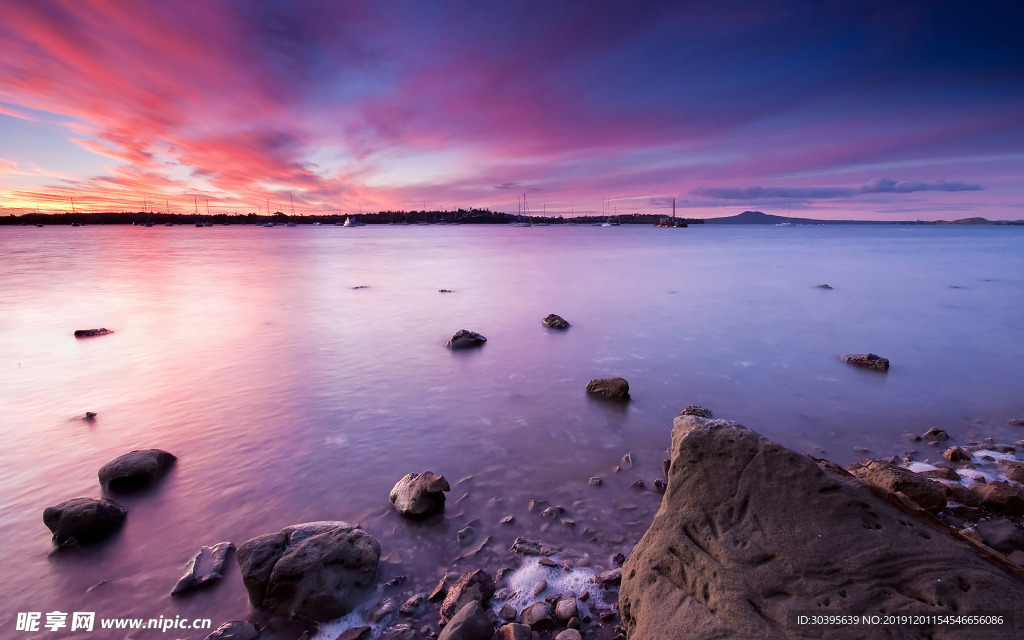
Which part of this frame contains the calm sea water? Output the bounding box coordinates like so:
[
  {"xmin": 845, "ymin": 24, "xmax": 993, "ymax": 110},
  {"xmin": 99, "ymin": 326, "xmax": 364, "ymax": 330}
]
[{"xmin": 1, "ymin": 223, "xmax": 1023, "ymax": 636}]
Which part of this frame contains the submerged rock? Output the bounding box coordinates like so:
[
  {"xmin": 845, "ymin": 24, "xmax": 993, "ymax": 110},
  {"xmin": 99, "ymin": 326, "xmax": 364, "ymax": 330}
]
[
  {"xmin": 923, "ymin": 427, "xmax": 950, "ymax": 441},
  {"xmin": 619, "ymin": 416, "xmax": 1024, "ymax": 639},
  {"xmin": 98, "ymin": 449, "xmax": 177, "ymax": 492},
  {"xmin": 447, "ymin": 330, "xmax": 487, "ymax": 349},
  {"xmin": 74, "ymin": 328, "xmax": 113, "ymax": 338},
  {"xmin": 171, "ymin": 542, "xmax": 234, "ymax": 595},
  {"xmin": 840, "ymin": 352, "xmax": 890, "ymax": 370},
  {"xmin": 235, "ymin": 521, "xmax": 380, "ymax": 622},
  {"xmin": 389, "ymin": 471, "xmax": 450, "ymax": 516},
  {"xmin": 542, "ymin": 314, "xmax": 570, "ymax": 329},
  {"xmin": 43, "ymin": 497, "xmax": 126, "ymax": 544},
  {"xmin": 204, "ymin": 621, "xmax": 258, "ymax": 640},
  {"xmin": 585, "ymin": 377, "xmax": 630, "ymax": 400}
]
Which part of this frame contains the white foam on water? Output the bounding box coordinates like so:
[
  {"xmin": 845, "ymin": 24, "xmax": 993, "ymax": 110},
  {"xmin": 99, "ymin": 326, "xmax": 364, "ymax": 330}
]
[
  {"xmin": 957, "ymin": 468, "xmax": 1000, "ymax": 486},
  {"xmin": 310, "ymin": 610, "xmax": 377, "ymax": 640},
  {"xmin": 972, "ymin": 449, "xmax": 1017, "ymax": 462},
  {"xmin": 907, "ymin": 462, "xmax": 938, "ymax": 473},
  {"xmin": 497, "ymin": 560, "xmax": 609, "ymax": 619}
]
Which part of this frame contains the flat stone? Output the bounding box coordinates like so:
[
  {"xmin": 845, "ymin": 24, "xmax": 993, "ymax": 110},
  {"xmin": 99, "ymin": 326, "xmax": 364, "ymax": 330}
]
[
  {"xmin": 585, "ymin": 377, "xmax": 630, "ymax": 400},
  {"xmin": 171, "ymin": 542, "xmax": 235, "ymax": 595}
]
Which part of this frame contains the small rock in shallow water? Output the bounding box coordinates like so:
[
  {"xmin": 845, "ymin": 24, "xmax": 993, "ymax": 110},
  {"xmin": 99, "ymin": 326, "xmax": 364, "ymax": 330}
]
[
  {"xmin": 498, "ymin": 604, "xmax": 517, "ymax": 621},
  {"xmin": 840, "ymin": 352, "xmax": 889, "ymax": 371},
  {"xmin": 585, "ymin": 377, "xmax": 630, "ymax": 400},
  {"xmin": 520, "ymin": 602, "xmax": 555, "ymax": 631},
  {"xmin": 440, "ymin": 569, "xmax": 495, "ymax": 621},
  {"xmin": 653, "ymin": 478, "xmax": 667, "ymax": 493},
  {"xmin": 611, "ymin": 552, "xmax": 626, "ymax": 567},
  {"xmin": 533, "ymin": 580, "xmax": 547, "ymax": 596},
  {"xmin": 400, "ymin": 594, "xmax": 424, "ymax": 615},
  {"xmin": 74, "ymin": 328, "xmax": 113, "ymax": 338},
  {"xmin": 1009, "ymin": 418, "xmax": 1024, "ymax": 426},
  {"xmin": 943, "ymin": 446, "xmax": 972, "ymax": 462},
  {"xmin": 904, "ymin": 433, "xmax": 922, "ymax": 442},
  {"xmin": 368, "ymin": 597, "xmax": 396, "ymax": 623},
  {"xmin": 335, "ymin": 627, "xmax": 371, "ymax": 640},
  {"xmin": 923, "ymin": 427, "xmax": 950, "ymax": 441},
  {"xmin": 84, "ymin": 411, "xmax": 97, "ymax": 420},
  {"xmin": 446, "ymin": 329, "xmax": 487, "ymax": 349},
  {"xmin": 171, "ymin": 542, "xmax": 234, "ymax": 595},
  {"xmin": 630, "ymin": 479, "xmax": 645, "ymax": 490},
  {"xmin": 817, "ymin": 284, "xmax": 833, "ymax": 289},
  {"xmin": 500, "ymin": 515, "xmax": 515, "ymax": 525},
  {"xmin": 98, "ymin": 449, "xmax": 177, "ymax": 493},
  {"xmin": 43, "ymin": 497, "xmax": 126, "ymax": 544},
  {"xmin": 998, "ymin": 460, "xmax": 1024, "ymax": 483},
  {"xmin": 589, "ymin": 477, "xmax": 603, "ymax": 487},
  {"xmin": 510, "ymin": 537, "xmax": 558, "ymax": 556},
  {"xmin": 542, "ymin": 313, "xmax": 570, "ymax": 329},
  {"xmin": 456, "ymin": 525, "xmax": 474, "ymax": 543},
  {"xmin": 620, "ymin": 452, "xmax": 634, "ymax": 468},
  {"xmin": 389, "ymin": 471, "xmax": 450, "ymax": 517}
]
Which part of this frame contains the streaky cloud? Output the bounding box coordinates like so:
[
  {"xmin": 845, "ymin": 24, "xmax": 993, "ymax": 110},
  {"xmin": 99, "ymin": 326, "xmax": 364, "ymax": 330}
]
[{"xmin": 691, "ymin": 178, "xmax": 983, "ymax": 200}]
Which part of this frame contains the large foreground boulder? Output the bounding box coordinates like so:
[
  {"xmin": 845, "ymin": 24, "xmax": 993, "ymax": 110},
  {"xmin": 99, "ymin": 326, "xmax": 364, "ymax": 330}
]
[
  {"xmin": 43, "ymin": 497, "xmax": 126, "ymax": 544},
  {"xmin": 389, "ymin": 472, "xmax": 450, "ymax": 516},
  {"xmin": 236, "ymin": 521, "xmax": 380, "ymax": 622},
  {"xmin": 98, "ymin": 449, "xmax": 177, "ymax": 492},
  {"xmin": 619, "ymin": 416, "xmax": 1024, "ymax": 639}
]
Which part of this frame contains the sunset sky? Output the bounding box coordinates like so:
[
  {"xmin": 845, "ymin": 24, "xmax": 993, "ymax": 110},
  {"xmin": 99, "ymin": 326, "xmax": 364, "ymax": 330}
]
[{"xmin": 1, "ymin": 0, "xmax": 1021, "ymax": 219}]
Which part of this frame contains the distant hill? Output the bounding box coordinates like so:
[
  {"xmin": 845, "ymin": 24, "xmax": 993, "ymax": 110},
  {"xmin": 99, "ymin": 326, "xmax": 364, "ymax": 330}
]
[
  {"xmin": 706, "ymin": 211, "xmax": 818, "ymax": 224},
  {"xmin": 705, "ymin": 211, "xmax": 1023, "ymax": 225}
]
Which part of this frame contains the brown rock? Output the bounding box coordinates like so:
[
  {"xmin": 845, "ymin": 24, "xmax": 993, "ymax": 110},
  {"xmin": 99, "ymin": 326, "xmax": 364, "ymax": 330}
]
[
  {"xmin": 972, "ymin": 482, "xmax": 1024, "ymax": 516},
  {"xmin": 389, "ymin": 471, "xmax": 450, "ymax": 517},
  {"xmin": 98, "ymin": 449, "xmax": 177, "ymax": 493},
  {"xmin": 945, "ymin": 483, "xmax": 982, "ymax": 507},
  {"xmin": 976, "ymin": 519, "xmax": 1024, "ymax": 554},
  {"xmin": 619, "ymin": 416, "xmax": 1024, "ymax": 640},
  {"xmin": 998, "ymin": 460, "xmax": 1024, "ymax": 483},
  {"xmin": 498, "ymin": 604, "xmax": 517, "ymax": 621},
  {"xmin": 922, "ymin": 467, "xmax": 961, "ymax": 481},
  {"xmin": 335, "ymin": 626, "xmax": 371, "ymax": 640},
  {"xmin": 497, "ymin": 623, "xmax": 532, "ymax": 640},
  {"xmin": 848, "ymin": 459, "xmax": 947, "ymax": 512},
  {"xmin": 585, "ymin": 377, "xmax": 630, "ymax": 400},
  {"xmin": 440, "ymin": 569, "xmax": 495, "ymax": 621},
  {"xmin": 923, "ymin": 428, "xmax": 950, "ymax": 441},
  {"xmin": 520, "ymin": 602, "xmax": 555, "ymax": 631},
  {"xmin": 555, "ymin": 631, "xmax": 583, "ymax": 640},
  {"xmin": 532, "ymin": 580, "xmax": 547, "ymax": 596},
  {"xmin": 554, "ymin": 596, "xmax": 578, "ymax": 623},
  {"xmin": 943, "ymin": 446, "xmax": 972, "ymax": 462},
  {"xmin": 438, "ymin": 601, "xmax": 493, "ymax": 640},
  {"xmin": 681, "ymin": 405, "xmax": 713, "ymax": 418}
]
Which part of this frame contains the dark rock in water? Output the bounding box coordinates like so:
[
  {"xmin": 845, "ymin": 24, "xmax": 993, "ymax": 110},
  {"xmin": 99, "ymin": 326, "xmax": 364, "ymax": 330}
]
[
  {"xmin": 681, "ymin": 405, "xmax": 713, "ymax": 418},
  {"xmin": 943, "ymin": 446, "xmax": 972, "ymax": 462},
  {"xmin": 532, "ymin": 580, "xmax": 547, "ymax": 596},
  {"xmin": 923, "ymin": 427, "xmax": 950, "ymax": 441},
  {"xmin": 922, "ymin": 467, "xmax": 961, "ymax": 481},
  {"xmin": 236, "ymin": 521, "xmax": 380, "ymax": 622},
  {"xmin": 439, "ymin": 289, "xmax": 454, "ymax": 293},
  {"xmin": 498, "ymin": 604, "xmax": 517, "ymax": 621},
  {"xmin": 840, "ymin": 352, "xmax": 890, "ymax": 370},
  {"xmin": 817, "ymin": 284, "xmax": 833, "ymax": 289},
  {"xmin": 944, "ymin": 483, "xmax": 982, "ymax": 507},
  {"xmin": 389, "ymin": 471, "xmax": 450, "ymax": 516},
  {"xmin": 593, "ymin": 568, "xmax": 621, "ymax": 586},
  {"xmin": 652, "ymin": 478, "xmax": 667, "ymax": 493},
  {"xmin": 204, "ymin": 621, "xmax": 258, "ymax": 640},
  {"xmin": 630, "ymin": 479, "xmax": 645, "ymax": 490},
  {"xmin": 500, "ymin": 515, "xmax": 515, "ymax": 525},
  {"xmin": 74, "ymin": 328, "xmax": 113, "ymax": 338},
  {"xmin": 446, "ymin": 329, "xmax": 487, "ymax": 349},
  {"xmin": 976, "ymin": 519, "xmax": 1024, "ymax": 554},
  {"xmin": 610, "ymin": 552, "xmax": 626, "ymax": 567},
  {"xmin": 98, "ymin": 449, "xmax": 177, "ymax": 492},
  {"xmin": 1009, "ymin": 418, "xmax": 1024, "ymax": 426},
  {"xmin": 399, "ymin": 593, "xmax": 424, "ymax": 615},
  {"xmin": 542, "ymin": 314, "xmax": 570, "ymax": 329},
  {"xmin": 335, "ymin": 627, "xmax": 371, "ymax": 640},
  {"xmin": 497, "ymin": 623, "xmax": 531, "ymax": 640},
  {"xmin": 585, "ymin": 377, "xmax": 630, "ymax": 400},
  {"xmin": 43, "ymin": 497, "xmax": 126, "ymax": 544},
  {"xmin": 383, "ymin": 624, "xmax": 417, "ymax": 640},
  {"xmin": 588, "ymin": 477, "xmax": 603, "ymax": 487},
  {"xmin": 971, "ymin": 482, "xmax": 1024, "ymax": 516},
  {"xmin": 520, "ymin": 601, "xmax": 555, "ymax": 631},
  {"xmin": 619, "ymin": 416, "xmax": 1024, "ymax": 640},
  {"xmin": 440, "ymin": 569, "xmax": 495, "ymax": 621},
  {"xmin": 847, "ymin": 459, "xmax": 947, "ymax": 512},
  {"xmin": 352, "ymin": 285, "xmax": 369, "ymax": 289},
  {"xmin": 171, "ymin": 542, "xmax": 235, "ymax": 595},
  {"xmin": 555, "ymin": 630, "xmax": 583, "ymax": 640},
  {"xmin": 438, "ymin": 601, "xmax": 493, "ymax": 640},
  {"xmin": 84, "ymin": 411, "xmax": 97, "ymax": 420},
  {"xmin": 620, "ymin": 452, "xmax": 633, "ymax": 469},
  {"xmin": 510, "ymin": 537, "xmax": 558, "ymax": 556},
  {"xmin": 368, "ymin": 597, "xmax": 396, "ymax": 623}
]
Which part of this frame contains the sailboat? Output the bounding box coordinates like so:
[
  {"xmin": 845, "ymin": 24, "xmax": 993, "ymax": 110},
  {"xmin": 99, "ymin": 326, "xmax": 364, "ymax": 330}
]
[
  {"xmin": 776, "ymin": 202, "xmax": 794, "ymax": 227},
  {"xmin": 511, "ymin": 193, "xmax": 532, "ymax": 226}
]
